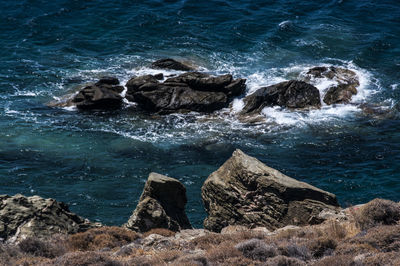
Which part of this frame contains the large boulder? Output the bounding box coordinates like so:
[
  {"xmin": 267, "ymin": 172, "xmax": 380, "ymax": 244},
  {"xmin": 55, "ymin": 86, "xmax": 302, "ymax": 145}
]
[
  {"xmin": 201, "ymin": 150, "xmax": 340, "ymax": 232},
  {"xmin": 49, "ymin": 77, "xmax": 124, "ymax": 110},
  {"xmin": 241, "ymin": 80, "xmax": 321, "ymax": 114},
  {"xmin": 125, "ymin": 72, "xmax": 246, "ymax": 114},
  {"xmin": 151, "ymin": 58, "xmax": 195, "ymax": 71},
  {"xmin": 0, "ymin": 194, "xmax": 97, "ymax": 243},
  {"xmin": 305, "ymin": 66, "xmax": 359, "ymax": 105},
  {"xmin": 124, "ymin": 173, "xmax": 192, "ymax": 232}
]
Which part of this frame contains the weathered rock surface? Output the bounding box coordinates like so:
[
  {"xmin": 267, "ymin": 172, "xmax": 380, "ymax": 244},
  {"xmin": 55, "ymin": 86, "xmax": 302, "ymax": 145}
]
[
  {"xmin": 124, "ymin": 172, "xmax": 192, "ymax": 232},
  {"xmin": 151, "ymin": 58, "xmax": 195, "ymax": 71},
  {"xmin": 201, "ymin": 149, "xmax": 340, "ymax": 232},
  {"xmin": 0, "ymin": 194, "xmax": 97, "ymax": 243},
  {"xmin": 305, "ymin": 66, "xmax": 359, "ymax": 105},
  {"xmin": 49, "ymin": 77, "xmax": 124, "ymax": 110},
  {"xmin": 126, "ymin": 72, "xmax": 246, "ymax": 114},
  {"xmin": 241, "ymin": 80, "xmax": 321, "ymax": 114}
]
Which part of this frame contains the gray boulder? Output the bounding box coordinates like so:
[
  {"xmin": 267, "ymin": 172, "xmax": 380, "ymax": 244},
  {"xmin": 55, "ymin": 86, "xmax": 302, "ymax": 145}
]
[
  {"xmin": 241, "ymin": 80, "xmax": 321, "ymax": 114},
  {"xmin": 201, "ymin": 150, "xmax": 340, "ymax": 232},
  {"xmin": 124, "ymin": 173, "xmax": 192, "ymax": 232},
  {"xmin": 0, "ymin": 194, "xmax": 97, "ymax": 243}
]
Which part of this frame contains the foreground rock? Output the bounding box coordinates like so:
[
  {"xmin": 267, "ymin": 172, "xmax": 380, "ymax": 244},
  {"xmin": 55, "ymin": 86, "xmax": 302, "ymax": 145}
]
[
  {"xmin": 0, "ymin": 194, "xmax": 97, "ymax": 243},
  {"xmin": 305, "ymin": 66, "xmax": 360, "ymax": 105},
  {"xmin": 125, "ymin": 173, "xmax": 192, "ymax": 232},
  {"xmin": 151, "ymin": 58, "xmax": 195, "ymax": 71},
  {"xmin": 201, "ymin": 149, "xmax": 340, "ymax": 232},
  {"xmin": 241, "ymin": 80, "xmax": 321, "ymax": 114},
  {"xmin": 126, "ymin": 72, "xmax": 246, "ymax": 114},
  {"xmin": 49, "ymin": 77, "xmax": 124, "ymax": 110}
]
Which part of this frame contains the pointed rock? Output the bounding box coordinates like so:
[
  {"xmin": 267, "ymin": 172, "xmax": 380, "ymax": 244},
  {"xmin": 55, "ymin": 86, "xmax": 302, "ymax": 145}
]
[
  {"xmin": 125, "ymin": 173, "xmax": 192, "ymax": 232},
  {"xmin": 151, "ymin": 58, "xmax": 195, "ymax": 71},
  {"xmin": 201, "ymin": 150, "xmax": 340, "ymax": 232}
]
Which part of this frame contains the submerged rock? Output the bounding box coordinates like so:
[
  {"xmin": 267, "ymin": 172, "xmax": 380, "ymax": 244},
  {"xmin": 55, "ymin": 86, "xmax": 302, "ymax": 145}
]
[
  {"xmin": 126, "ymin": 72, "xmax": 246, "ymax": 114},
  {"xmin": 241, "ymin": 80, "xmax": 321, "ymax": 114},
  {"xmin": 124, "ymin": 172, "xmax": 192, "ymax": 232},
  {"xmin": 305, "ymin": 66, "xmax": 360, "ymax": 105},
  {"xmin": 0, "ymin": 194, "xmax": 97, "ymax": 243},
  {"xmin": 151, "ymin": 58, "xmax": 195, "ymax": 71},
  {"xmin": 201, "ymin": 149, "xmax": 340, "ymax": 232}
]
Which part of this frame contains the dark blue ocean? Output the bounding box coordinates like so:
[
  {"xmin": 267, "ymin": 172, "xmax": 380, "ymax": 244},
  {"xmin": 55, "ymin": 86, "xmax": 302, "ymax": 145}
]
[{"xmin": 1, "ymin": 0, "xmax": 400, "ymax": 228}]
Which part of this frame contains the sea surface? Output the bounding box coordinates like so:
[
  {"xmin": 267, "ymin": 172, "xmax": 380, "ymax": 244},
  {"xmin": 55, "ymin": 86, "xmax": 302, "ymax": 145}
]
[{"xmin": 1, "ymin": 0, "xmax": 400, "ymax": 228}]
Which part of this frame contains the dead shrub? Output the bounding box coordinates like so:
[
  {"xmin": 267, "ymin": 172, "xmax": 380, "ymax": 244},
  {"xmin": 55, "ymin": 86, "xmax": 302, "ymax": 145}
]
[
  {"xmin": 153, "ymin": 249, "xmax": 184, "ymax": 263},
  {"xmin": 143, "ymin": 228, "xmax": 176, "ymax": 238},
  {"xmin": 335, "ymin": 242, "xmax": 377, "ymax": 255},
  {"xmin": 307, "ymin": 237, "xmax": 337, "ymax": 258},
  {"xmin": 353, "ymin": 199, "xmax": 400, "ymax": 230},
  {"xmin": 53, "ymin": 251, "xmax": 124, "ymax": 266},
  {"xmin": 311, "ymin": 254, "xmax": 357, "ymax": 266},
  {"xmin": 235, "ymin": 238, "xmax": 278, "ymax": 261},
  {"xmin": 173, "ymin": 253, "xmax": 209, "ymax": 266},
  {"xmin": 191, "ymin": 233, "xmax": 234, "ymax": 250},
  {"xmin": 206, "ymin": 242, "xmax": 242, "ymax": 263},
  {"xmin": 362, "ymin": 251, "xmax": 400, "ymax": 266},
  {"xmin": 217, "ymin": 256, "xmax": 255, "ymax": 266},
  {"xmin": 265, "ymin": 255, "xmax": 306, "ymax": 266},
  {"xmin": 349, "ymin": 225, "xmax": 400, "ymax": 252},
  {"xmin": 18, "ymin": 237, "xmax": 67, "ymax": 258},
  {"xmin": 278, "ymin": 242, "xmax": 311, "ymax": 261},
  {"xmin": 14, "ymin": 257, "xmax": 53, "ymax": 266},
  {"xmin": 0, "ymin": 244, "xmax": 22, "ymax": 265},
  {"xmin": 68, "ymin": 226, "xmax": 139, "ymax": 251}
]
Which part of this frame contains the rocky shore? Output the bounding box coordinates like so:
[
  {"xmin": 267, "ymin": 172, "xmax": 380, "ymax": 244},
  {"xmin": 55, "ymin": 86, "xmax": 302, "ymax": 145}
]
[{"xmin": 1, "ymin": 150, "xmax": 399, "ymax": 265}]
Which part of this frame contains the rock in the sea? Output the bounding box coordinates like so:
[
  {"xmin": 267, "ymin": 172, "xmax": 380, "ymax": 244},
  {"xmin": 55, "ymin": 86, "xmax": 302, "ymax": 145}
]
[
  {"xmin": 305, "ymin": 66, "xmax": 360, "ymax": 105},
  {"xmin": 201, "ymin": 149, "xmax": 340, "ymax": 232},
  {"xmin": 49, "ymin": 77, "xmax": 124, "ymax": 110},
  {"xmin": 0, "ymin": 194, "xmax": 97, "ymax": 243},
  {"xmin": 124, "ymin": 172, "xmax": 192, "ymax": 232},
  {"xmin": 151, "ymin": 58, "xmax": 195, "ymax": 71},
  {"xmin": 241, "ymin": 80, "xmax": 321, "ymax": 114},
  {"xmin": 125, "ymin": 72, "xmax": 246, "ymax": 114}
]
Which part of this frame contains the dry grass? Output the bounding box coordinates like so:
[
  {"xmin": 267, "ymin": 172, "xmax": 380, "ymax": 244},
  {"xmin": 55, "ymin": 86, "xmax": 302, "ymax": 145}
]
[
  {"xmin": 311, "ymin": 254, "xmax": 356, "ymax": 266},
  {"xmin": 68, "ymin": 226, "xmax": 139, "ymax": 251},
  {"xmin": 142, "ymin": 228, "xmax": 176, "ymax": 238}
]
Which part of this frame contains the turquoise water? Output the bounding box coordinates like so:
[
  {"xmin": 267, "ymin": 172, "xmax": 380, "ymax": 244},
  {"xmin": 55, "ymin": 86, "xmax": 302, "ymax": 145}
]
[{"xmin": 1, "ymin": 0, "xmax": 400, "ymax": 228}]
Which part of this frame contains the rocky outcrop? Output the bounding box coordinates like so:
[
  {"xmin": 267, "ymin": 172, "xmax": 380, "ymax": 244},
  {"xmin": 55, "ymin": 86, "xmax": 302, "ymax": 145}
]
[
  {"xmin": 49, "ymin": 77, "xmax": 124, "ymax": 110},
  {"xmin": 125, "ymin": 72, "xmax": 246, "ymax": 114},
  {"xmin": 0, "ymin": 194, "xmax": 97, "ymax": 243},
  {"xmin": 241, "ymin": 80, "xmax": 321, "ymax": 114},
  {"xmin": 201, "ymin": 149, "xmax": 340, "ymax": 232},
  {"xmin": 151, "ymin": 58, "xmax": 195, "ymax": 71},
  {"xmin": 305, "ymin": 66, "xmax": 360, "ymax": 105},
  {"xmin": 124, "ymin": 173, "xmax": 192, "ymax": 232}
]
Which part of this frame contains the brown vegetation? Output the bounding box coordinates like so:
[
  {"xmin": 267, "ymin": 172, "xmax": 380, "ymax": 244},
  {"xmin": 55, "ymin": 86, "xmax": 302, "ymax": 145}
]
[{"xmin": 0, "ymin": 198, "xmax": 399, "ymax": 265}]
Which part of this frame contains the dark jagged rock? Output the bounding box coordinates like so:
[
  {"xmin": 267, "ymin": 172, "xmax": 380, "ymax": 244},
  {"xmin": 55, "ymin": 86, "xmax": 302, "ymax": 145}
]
[
  {"xmin": 0, "ymin": 194, "xmax": 98, "ymax": 243},
  {"xmin": 201, "ymin": 150, "xmax": 340, "ymax": 232},
  {"xmin": 72, "ymin": 84, "xmax": 123, "ymax": 110},
  {"xmin": 49, "ymin": 77, "xmax": 124, "ymax": 110},
  {"xmin": 323, "ymin": 83, "xmax": 357, "ymax": 105},
  {"xmin": 151, "ymin": 58, "xmax": 195, "ymax": 71},
  {"xmin": 126, "ymin": 72, "xmax": 246, "ymax": 114},
  {"xmin": 305, "ymin": 66, "xmax": 360, "ymax": 105},
  {"xmin": 125, "ymin": 173, "xmax": 192, "ymax": 232},
  {"xmin": 241, "ymin": 80, "xmax": 321, "ymax": 114}
]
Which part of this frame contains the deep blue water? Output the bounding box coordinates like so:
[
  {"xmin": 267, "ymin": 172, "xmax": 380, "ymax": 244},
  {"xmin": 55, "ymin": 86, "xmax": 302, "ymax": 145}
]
[{"xmin": 1, "ymin": 0, "xmax": 400, "ymax": 228}]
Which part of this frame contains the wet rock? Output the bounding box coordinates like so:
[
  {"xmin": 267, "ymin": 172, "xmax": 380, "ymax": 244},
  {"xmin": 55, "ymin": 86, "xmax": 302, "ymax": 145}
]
[
  {"xmin": 124, "ymin": 172, "xmax": 192, "ymax": 232},
  {"xmin": 126, "ymin": 72, "xmax": 246, "ymax": 114},
  {"xmin": 151, "ymin": 58, "xmax": 195, "ymax": 71},
  {"xmin": 201, "ymin": 149, "xmax": 340, "ymax": 232},
  {"xmin": 305, "ymin": 66, "xmax": 360, "ymax": 105},
  {"xmin": 0, "ymin": 194, "xmax": 97, "ymax": 243},
  {"xmin": 49, "ymin": 77, "xmax": 124, "ymax": 110},
  {"xmin": 241, "ymin": 80, "xmax": 321, "ymax": 114}
]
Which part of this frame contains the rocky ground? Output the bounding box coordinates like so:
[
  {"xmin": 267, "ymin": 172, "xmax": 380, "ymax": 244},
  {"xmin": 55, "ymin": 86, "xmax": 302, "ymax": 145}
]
[{"xmin": 0, "ymin": 150, "xmax": 399, "ymax": 265}]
